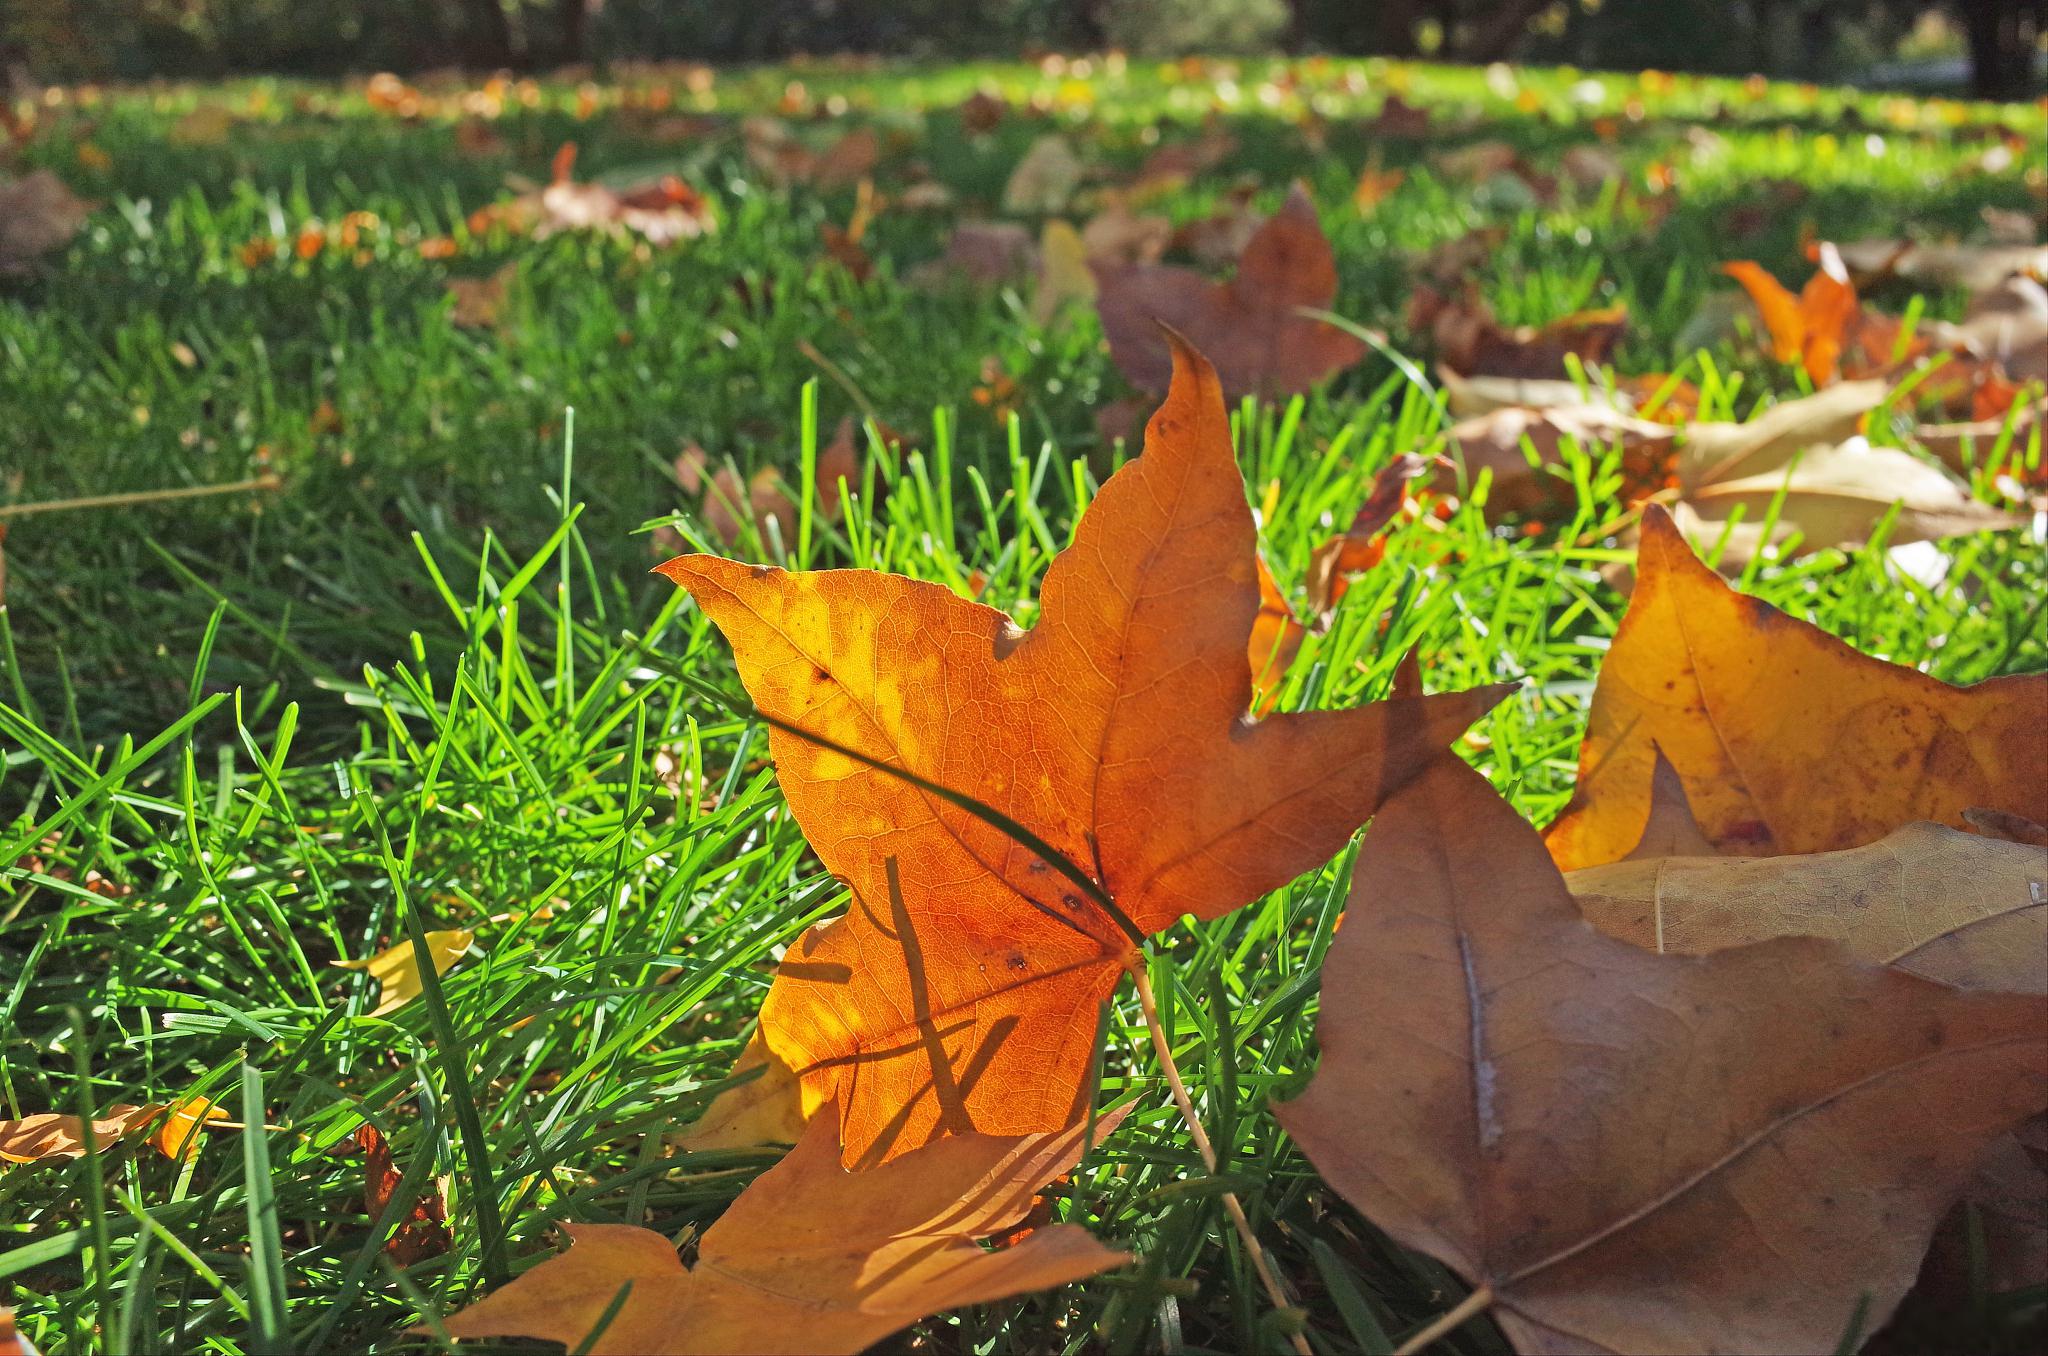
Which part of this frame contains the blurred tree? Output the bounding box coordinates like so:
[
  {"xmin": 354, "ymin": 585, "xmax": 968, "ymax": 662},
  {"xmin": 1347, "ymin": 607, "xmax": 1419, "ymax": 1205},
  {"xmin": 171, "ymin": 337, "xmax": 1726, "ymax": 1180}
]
[
  {"xmin": 1101, "ymin": 0, "xmax": 1289, "ymax": 55},
  {"xmin": 1956, "ymin": 0, "xmax": 2040, "ymax": 98}
]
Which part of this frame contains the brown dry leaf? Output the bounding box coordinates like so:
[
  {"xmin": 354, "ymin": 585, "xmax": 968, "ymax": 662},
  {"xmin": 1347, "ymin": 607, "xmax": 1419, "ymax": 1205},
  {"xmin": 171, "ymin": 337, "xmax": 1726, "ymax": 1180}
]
[
  {"xmin": 1835, "ymin": 239, "xmax": 2048, "ymax": 295},
  {"xmin": 1169, "ymin": 185, "xmax": 1264, "ymax": 269},
  {"xmin": 445, "ymin": 265, "xmax": 515, "ymax": 331},
  {"xmin": 334, "ymin": 929, "xmax": 474, "ymax": 1017},
  {"xmin": 1670, "ymin": 435, "xmax": 2021, "ymax": 568},
  {"xmin": 1093, "ymin": 183, "xmax": 1368, "ymax": 400},
  {"xmin": 0, "ymin": 1105, "xmax": 159, "ymax": 1163},
  {"xmin": 1916, "ymin": 399, "xmax": 2048, "ymax": 477},
  {"xmin": 1411, "ymin": 285, "xmax": 1628, "ymax": 380},
  {"xmin": 809, "ymin": 125, "xmax": 881, "ymax": 190},
  {"xmin": 1279, "ymin": 755, "xmax": 2048, "ymax": 1356},
  {"xmin": 1, "ymin": 1308, "xmax": 26, "ymax": 1356},
  {"xmin": 438, "ymin": 1107, "xmax": 1130, "ymax": 1355},
  {"xmin": 1079, "ymin": 198, "xmax": 1171, "ymax": 267},
  {"xmin": 481, "ymin": 144, "xmax": 714, "ymax": 246},
  {"xmin": 1620, "ymin": 747, "xmax": 1717, "ymax": 860},
  {"xmin": 1445, "ymin": 403, "xmax": 1674, "ymax": 515},
  {"xmin": 0, "ymin": 170, "xmax": 92, "ymax": 273},
  {"xmin": 743, "ymin": 119, "xmax": 880, "ymax": 189},
  {"xmin": 657, "ymin": 337, "xmax": 1506, "ymax": 1165},
  {"xmin": 358, "ymin": 1122, "xmax": 451, "ymax": 1266},
  {"xmin": 1546, "ymin": 505, "xmax": 2048, "ymax": 871},
  {"xmin": 1030, "ymin": 219, "xmax": 1096, "ymax": 326},
  {"xmin": 1559, "ymin": 143, "xmax": 1623, "ymax": 192},
  {"xmin": 1131, "ymin": 123, "xmax": 1236, "ymax": 192},
  {"xmin": 1002, "ymin": 135, "xmax": 1085, "ymax": 215},
  {"xmin": 1303, "ymin": 454, "xmax": 1433, "ymax": 616},
  {"xmin": 1365, "ymin": 94, "xmax": 1431, "ymax": 138},
  {"xmin": 1670, "ymin": 380, "xmax": 2021, "ymax": 568},
  {"xmin": 1950, "ymin": 273, "xmax": 2048, "ymax": 385},
  {"xmin": 908, "ymin": 220, "xmax": 1035, "ymax": 291},
  {"xmin": 1570, "ymin": 821, "xmax": 2047, "ymax": 993},
  {"xmin": 957, "ymin": 89, "xmax": 1006, "ymax": 135},
  {"xmin": 1415, "ymin": 226, "xmax": 1508, "ymax": 286}
]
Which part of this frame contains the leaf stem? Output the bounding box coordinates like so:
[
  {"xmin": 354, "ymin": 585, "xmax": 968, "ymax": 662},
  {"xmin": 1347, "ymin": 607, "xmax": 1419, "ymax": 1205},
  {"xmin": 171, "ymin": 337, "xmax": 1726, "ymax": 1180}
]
[
  {"xmin": 1126, "ymin": 957, "xmax": 1313, "ymax": 1356},
  {"xmin": 1392, "ymin": 1284, "xmax": 1496, "ymax": 1356},
  {"xmin": 0, "ymin": 473, "xmax": 284, "ymax": 519}
]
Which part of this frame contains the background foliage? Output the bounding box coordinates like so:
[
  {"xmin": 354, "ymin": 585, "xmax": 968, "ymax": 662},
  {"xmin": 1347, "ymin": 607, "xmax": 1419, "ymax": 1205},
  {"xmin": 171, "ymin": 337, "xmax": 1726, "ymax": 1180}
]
[{"xmin": 3, "ymin": 1, "xmax": 2040, "ymax": 97}]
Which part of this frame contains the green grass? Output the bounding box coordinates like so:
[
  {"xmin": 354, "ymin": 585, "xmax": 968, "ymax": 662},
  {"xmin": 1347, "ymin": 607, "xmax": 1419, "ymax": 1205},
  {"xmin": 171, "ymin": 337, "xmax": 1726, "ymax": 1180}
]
[{"xmin": 3, "ymin": 56, "xmax": 2044, "ymax": 1356}]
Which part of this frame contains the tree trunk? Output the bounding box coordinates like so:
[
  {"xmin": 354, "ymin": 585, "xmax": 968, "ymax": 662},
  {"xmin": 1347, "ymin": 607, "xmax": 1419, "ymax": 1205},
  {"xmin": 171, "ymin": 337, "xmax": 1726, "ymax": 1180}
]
[
  {"xmin": 1961, "ymin": 0, "xmax": 2041, "ymax": 100},
  {"xmin": 1461, "ymin": 0, "xmax": 1552, "ymax": 64},
  {"xmin": 460, "ymin": 0, "xmax": 514, "ymax": 70},
  {"xmin": 557, "ymin": 0, "xmax": 592, "ymax": 67}
]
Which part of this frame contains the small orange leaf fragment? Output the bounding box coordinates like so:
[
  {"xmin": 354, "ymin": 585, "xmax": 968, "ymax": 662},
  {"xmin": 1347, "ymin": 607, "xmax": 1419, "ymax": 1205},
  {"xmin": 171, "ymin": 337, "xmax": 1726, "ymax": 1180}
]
[
  {"xmin": 149, "ymin": 1097, "xmax": 228, "ymax": 1162},
  {"xmin": 438, "ymin": 1107, "xmax": 1130, "ymax": 1355}
]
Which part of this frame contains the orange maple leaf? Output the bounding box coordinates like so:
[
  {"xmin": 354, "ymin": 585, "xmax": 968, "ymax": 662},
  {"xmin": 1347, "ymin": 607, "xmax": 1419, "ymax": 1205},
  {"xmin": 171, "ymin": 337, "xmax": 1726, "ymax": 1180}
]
[
  {"xmin": 659, "ymin": 336, "xmax": 1507, "ymax": 1165},
  {"xmin": 1722, "ymin": 243, "xmax": 1860, "ymax": 385},
  {"xmin": 1546, "ymin": 505, "xmax": 2048, "ymax": 870},
  {"xmin": 438, "ymin": 1107, "xmax": 1129, "ymax": 1355}
]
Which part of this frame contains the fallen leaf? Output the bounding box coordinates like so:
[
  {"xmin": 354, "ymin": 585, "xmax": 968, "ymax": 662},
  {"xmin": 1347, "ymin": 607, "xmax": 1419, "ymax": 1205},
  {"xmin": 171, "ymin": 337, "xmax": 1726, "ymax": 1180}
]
[
  {"xmin": 1669, "ymin": 434, "xmax": 2021, "ymax": 567},
  {"xmin": 438, "ymin": 1106, "xmax": 1130, "ymax": 1355},
  {"xmin": 673, "ymin": 1030, "xmax": 808, "ymax": 1153},
  {"xmin": 0, "ymin": 1105, "xmax": 159, "ymax": 1163},
  {"xmin": 743, "ymin": 119, "xmax": 880, "ymax": 189},
  {"xmin": 1414, "ymin": 226, "xmax": 1508, "ymax": 286},
  {"xmin": 0, "ymin": 170, "xmax": 92, "ymax": 273},
  {"xmin": 908, "ymin": 220, "xmax": 1035, "ymax": 290},
  {"xmin": 446, "ymin": 264, "xmax": 515, "ymax": 331},
  {"xmin": 1248, "ymin": 555, "xmax": 1305, "ymax": 715},
  {"xmin": 1546, "ymin": 505, "xmax": 2047, "ymax": 870},
  {"xmin": 1950, "ymin": 273, "xmax": 2048, "ymax": 385},
  {"xmin": 1411, "ymin": 285, "xmax": 1627, "ymax": 380},
  {"xmin": 1570, "ymin": 821, "xmax": 2047, "ymax": 993},
  {"xmin": 334, "ymin": 929, "xmax": 474, "ymax": 1017},
  {"xmin": 147, "ymin": 1096, "xmax": 228, "ymax": 1162},
  {"xmin": 1365, "ymin": 94, "xmax": 1431, "ymax": 138},
  {"xmin": 1303, "ymin": 454, "xmax": 1435, "ymax": 616},
  {"xmin": 1835, "ymin": 239, "xmax": 2048, "ymax": 295},
  {"xmin": 657, "ymin": 337, "xmax": 1506, "ymax": 1164},
  {"xmin": 358, "ymin": 1122, "xmax": 451, "ymax": 1265},
  {"xmin": 1620, "ymin": 747, "xmax": 1716, "ymax": 860},
  {"xmin": 475, "ymin": 144, "xmax": 714, "ymax": 246},
  {"xmin": 1278, "ymin": 755, "xmax": 2048, "ymax": 1356},
  {"xmin": 1351, "ymin": 155, "xmax": 1405, "ymax": 212},
  {"xmin": 957, "ymin": 89, "xmax": 1006, "ymax": 135},
  {"xmin": 1131, "ymin": 124, "xmax": 1235, "ymax": 191},
  {"xmin": 1093, "ymin": 183, "xmax": 1368, "ymax": 400},
  {"xmin": 1002, "ymin": 135, "xmax": 1084, "ymax": 214},
  {"xmin": 1080, "ymin": 198, "xmax": 1172, "ymax": 267},
  {"xmin": 1722, "ymin": 243, "xmax": 1860, "ymax": 384},
  {"xmin": 1031, "ymin": 219, "xmax": 1096, "ymax": 326},
  {"xmin": 1168, "ymin": 186, "xmax": 1264, "ymax": 269},
  {"xmin": 1444, "ymin": 403, "xmax": 1674, "ymax": 515}
]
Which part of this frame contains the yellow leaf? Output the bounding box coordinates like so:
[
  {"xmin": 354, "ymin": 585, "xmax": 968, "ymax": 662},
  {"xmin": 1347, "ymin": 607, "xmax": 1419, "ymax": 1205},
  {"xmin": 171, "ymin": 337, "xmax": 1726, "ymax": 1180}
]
[{"xmin": 336, "ymin": 929, "xmax": 474, "ymax": 1016}]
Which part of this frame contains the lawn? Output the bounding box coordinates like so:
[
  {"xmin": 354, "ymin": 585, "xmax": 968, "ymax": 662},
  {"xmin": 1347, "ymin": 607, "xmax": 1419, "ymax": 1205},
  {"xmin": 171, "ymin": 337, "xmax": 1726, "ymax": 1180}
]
[{"xmin": 2, "ymin": 56, "xmax": 2044, "ymax": 1356}]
